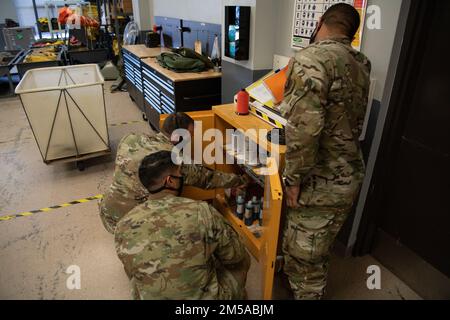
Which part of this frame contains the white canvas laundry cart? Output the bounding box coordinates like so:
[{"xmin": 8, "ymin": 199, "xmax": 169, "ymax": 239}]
[{"xmin": 15, "ymin": 64, "xmax": 111, "ymax": 170}]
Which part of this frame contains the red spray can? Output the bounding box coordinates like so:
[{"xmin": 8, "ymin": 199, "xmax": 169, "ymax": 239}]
[{"xmin": 236, "ymin": 88, "xmax": 249, "ymax": 115}]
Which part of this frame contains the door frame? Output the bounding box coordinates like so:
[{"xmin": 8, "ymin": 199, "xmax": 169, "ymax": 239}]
[
  {"xmin": 351, "ymin": 0, "xmax": 450, "ymax": 299},
  {"xmin": 345, "ymin": 0, "xmax": 413, "ymax": 253},
  {"xmin": 353, "ymin": 0, "xmax": 436, "ymax": 254}
]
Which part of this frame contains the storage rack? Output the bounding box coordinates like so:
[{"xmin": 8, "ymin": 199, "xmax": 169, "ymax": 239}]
[{"xmin": 43, "ymin": 1, "xmax": 90, "ymax": 39}]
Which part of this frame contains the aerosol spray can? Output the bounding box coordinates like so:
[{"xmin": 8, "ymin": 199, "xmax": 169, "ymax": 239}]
[
  {"xmin": 259, "ymin": 197, "xmax": 264, "ymax": 226},
  {"xmin": 244, "ymin": 201, "xmax": 254, "ymax": 226},
  {"xmin": 236, "ymin": 195, "xmax": 245, "ymax": 220},
  {"xmin": 252, "ymin": 196, "xmax": 260, "ymax": 221}
]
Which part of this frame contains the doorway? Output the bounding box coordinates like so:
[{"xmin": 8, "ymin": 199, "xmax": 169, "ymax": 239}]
[{"xmin": 355, "ymin": 0, "xmax": 450, "ymax": 299}]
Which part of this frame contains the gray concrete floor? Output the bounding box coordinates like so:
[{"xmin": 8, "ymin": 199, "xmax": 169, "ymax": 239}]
[{"xmin": 0, "ymin": 83, "xmax": 421, "ymax": 300}]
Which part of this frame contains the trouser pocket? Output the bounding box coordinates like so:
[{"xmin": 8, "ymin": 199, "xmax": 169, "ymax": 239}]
[{"xmin": 284, "ymin": 207, "xmax": 337, "ymax": 263}]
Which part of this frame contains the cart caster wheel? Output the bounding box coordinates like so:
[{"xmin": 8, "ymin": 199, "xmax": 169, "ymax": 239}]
[
  {"xmin": 76, "ymin": 161, "xmax": 86, "ymax": 172},
  {"xmin": 142, "ymin": 113, "xmax": 148, "ymax": 121}
]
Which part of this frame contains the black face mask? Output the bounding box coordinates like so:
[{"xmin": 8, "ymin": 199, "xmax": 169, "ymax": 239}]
[{"xmin": 149, "ymin": 175, "xmax": 185, "ymax": 196}]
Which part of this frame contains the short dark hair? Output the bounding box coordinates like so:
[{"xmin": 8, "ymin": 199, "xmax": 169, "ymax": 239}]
[
  {"xmin": 322, "ymin": 3, "xmax": 361, "ymax": 39},
  {"xmin": 162, "ymin": 112, "xmax": 194, "ymax": 137},
  {"xmin": 139, "ymin": 151, "xmax": 178, "ymax": 190}
]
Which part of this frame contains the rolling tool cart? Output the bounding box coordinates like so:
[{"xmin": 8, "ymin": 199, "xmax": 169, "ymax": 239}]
[{"xmin": 0, "ymin": 50, "xmax": 22, "ymax": 97}]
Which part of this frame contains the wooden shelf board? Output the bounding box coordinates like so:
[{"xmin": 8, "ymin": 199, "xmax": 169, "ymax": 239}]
[
  {"xmin": 122, "ymin": 45, "xmax": 170, "ymax": 58},
  {"xmin": 141, "ymin": 57, "xmax": 222, "ymax": 83}
]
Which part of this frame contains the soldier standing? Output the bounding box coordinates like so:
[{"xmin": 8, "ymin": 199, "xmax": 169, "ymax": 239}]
[
  {"xmin": 100, "ymin": 112, "xmax": 247, "ymax": 233},
  {"xmin": 279, "ymin": 4, "xmax": 371, "ymax": 300},
  {"xmin": 115, "ymin": 151, "xmax": 250, "ymax": 299}
]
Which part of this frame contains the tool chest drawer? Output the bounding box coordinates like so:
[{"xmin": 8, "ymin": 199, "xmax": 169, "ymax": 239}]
[
  {"xmin": 139, "ymin": 57, "xmax": 222, "ymax": 130},
  {"xmin": 142, "ymin": 64, "xmax": 175, "ymax": 97},
  {"xmin": 142, "ymin": 64, "xmax": 177, "ymax": 121},
  {"xmin": 123, "ymin": 50, "xmax": 142, "ymax": 91},
  {"xmin": 143, "ymin": 79, "xmax": 161, "ymax": 114},
  {"xmin": 122, "ymin": 49, "xmax": 145, "ymax": 113}
]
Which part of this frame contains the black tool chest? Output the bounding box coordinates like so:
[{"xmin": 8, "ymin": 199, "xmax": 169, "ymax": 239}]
[
  {"xmin": 122, "ymin": 46, "xmax": 221, "ymax": 131},
  {"xmin": 141, "ymin": 62, "xmax": 221, "ymax": 130},
  {"xmin": 122, "ymin": 49, "xmax": 144, "ymax": 115}
]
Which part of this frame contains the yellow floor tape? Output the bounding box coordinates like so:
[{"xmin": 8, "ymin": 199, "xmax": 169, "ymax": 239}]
[
  {"xmin": 109, "ymin": 120, "xmax": 147, "ymax": 127},
  {"xmin": 0, "ymin": 194, "xmax": 104, "ymax": 222},
  {"xmin": 0, "ymin": 120, "xmax": 147, "ymax": 221},
  {"xmin": 0, "ymin": 121, "xmax": 147, "ymax": 145}
]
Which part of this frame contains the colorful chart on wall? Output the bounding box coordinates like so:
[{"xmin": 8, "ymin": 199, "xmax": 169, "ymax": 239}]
[{"xmin": 291, "ymin": 0, "xmax": 368, "ymax": 51}]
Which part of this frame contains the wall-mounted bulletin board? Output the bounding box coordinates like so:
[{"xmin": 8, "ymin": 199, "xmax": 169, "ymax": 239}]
[{"xmin": 291, "ymin": 0, "xmax": 368, "ymax": 51}]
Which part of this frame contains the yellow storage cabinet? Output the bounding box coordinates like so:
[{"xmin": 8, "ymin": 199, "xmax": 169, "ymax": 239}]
[{"xmin": 161, "ymin": 104, "xmax": 285, "ymax": 300}]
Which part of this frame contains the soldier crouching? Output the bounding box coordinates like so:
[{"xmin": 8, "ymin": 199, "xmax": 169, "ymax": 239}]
[{"xmin": 114, "ymin": 150, "xmax": 250, "ymax": 300}]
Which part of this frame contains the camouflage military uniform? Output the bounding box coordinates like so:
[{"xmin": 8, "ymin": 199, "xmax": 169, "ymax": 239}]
[
  {"xmin": 115, "ymin": 193, "xmax": 250, "ymax": 300},
  {"xmin": 278, "ymin": 36, "xmax": 371, "ymax": 300},
  {"xmin": 99, "ymin": 132, "xmax": 246, "ymax": 234}
]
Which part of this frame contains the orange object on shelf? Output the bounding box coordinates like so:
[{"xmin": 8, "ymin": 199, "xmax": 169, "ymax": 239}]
[
  {"xmin": 263, "ymin": 65, "xmax": 289, "ymax": 104},
  {"xmin": 59, "ymin": 7, "xmax": 99, "ymax": 29},
  {"xmin": 236, "ymin": 89, "xmax": 250, "ymax": 115},
  {"xmin": 58, "ymin": 6, "xmax": 73, "ymax": 25}
]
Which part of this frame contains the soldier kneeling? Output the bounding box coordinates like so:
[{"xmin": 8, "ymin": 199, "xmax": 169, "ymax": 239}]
[{"xmin": 114, "ymin": 150, "xmax": 250, "ymax": 300}]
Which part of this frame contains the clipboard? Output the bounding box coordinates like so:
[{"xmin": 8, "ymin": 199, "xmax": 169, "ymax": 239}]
[
  {"xmin": 263, "ymin": 65, "xmax": 288, "ymax": 104},
  {"xmin": 246, "ymin": 65, "xmax": 288, "ymax": 109}
]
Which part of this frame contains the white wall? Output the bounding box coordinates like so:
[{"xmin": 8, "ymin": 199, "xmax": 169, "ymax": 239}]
[
  {"xmin": 149, "ymin": 0, "xmax": 276, "ymax": 71},
  {"xmin": 273, "ymin": 0, "xmax": 404, "ymax": 101},
  {"xmin": 0, "ymin": 0, "xmax": 18, "ymax": 24},
  {"xmin": 132, "ymin": 0, "xmax": 153, "ymax": 30},
  {"xmin": 360, "ymin": 0, "xmax": 403, "ymax": 100},
  {"xmin": 153, "ymin": 0, "xmax": 222, "ymax": 24},
  {"xmin": 251, "ymin": 0, "xmax": 276, "ymax": 70},
  {"xmin": 221, "ymin": 0, "xmax": 276, "ymax": 71},
  {"xmin": 146, "ymin": 0, "xmax": 404, "ymax": 87}
]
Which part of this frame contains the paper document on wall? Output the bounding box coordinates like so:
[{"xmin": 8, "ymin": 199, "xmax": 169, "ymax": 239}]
[{"xmin": 291, "ymin": 0, "xmax": 368, "ymax": 51}]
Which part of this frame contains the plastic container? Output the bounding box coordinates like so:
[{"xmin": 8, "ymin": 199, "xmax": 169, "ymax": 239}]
[
  {"xmin": 252, "ymin": 196, "xmax": 260, "ymax": 221},
  {"xmin": 0, "ymin": 50, "xmax": 21, "ymax": 77},
  {"xmin": 68, "ymin": 48, "xmax": 108, "ymax": 65},
  {"xmin": 244, "ymin": 201, "xmax": 254, "ymax": 226},
  {"xmin": 0, "ymin": 50, "xmax": 21, "ymax": 97},
  {"xmin": 14, "ymin": 49, "xmax": 63, "ymax": 79},
  {"xmin": 2, "ymin": 27, "xmax": 35, "ymax": 51},
  {"xmin": 236, "ymin": 195, "xmax": 245, "ymax": 219},
  {"xmin": 15, "ymin": 64, "xmax": 110, "ymax": 165}
]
